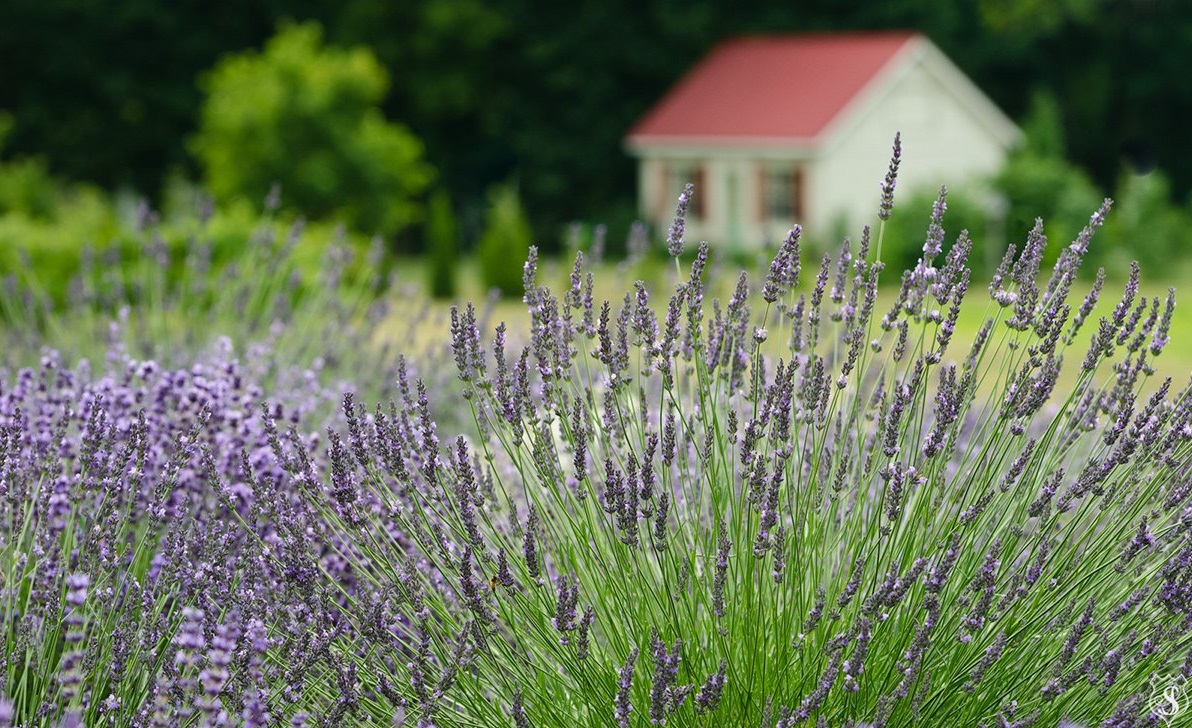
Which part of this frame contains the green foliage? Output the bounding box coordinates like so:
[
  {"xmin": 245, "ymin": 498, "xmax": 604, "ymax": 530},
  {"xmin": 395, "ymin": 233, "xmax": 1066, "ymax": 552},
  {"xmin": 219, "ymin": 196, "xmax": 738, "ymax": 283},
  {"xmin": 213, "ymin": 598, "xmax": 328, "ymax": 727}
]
[
  {"xmin": 0, "ymin": 172, "xmax": 380, "ymax": 328},
  {"xmin": 0, "ymin": 156, "xmax": 60, "ymax": 220},
  {"xmin": 977, "ymin": 0, "xmax": 1099, "ymax": 38},
  {"xmin": 0, "ymin": 0, "xmax": 334, "ymax": 194},
  {"xmin": 1, "ymin": 115, "xmax": 385, "ymax": 319},
  {"xmin": 990, "ymin": 91, "xmax": 1192, "ymax": 278},
  {"xmin": 0, "ymin": 129, "xmax": 123, "ymax": 306},
  {"xmin": 426, "ymin": 189, "xmax": 459, "ymax": 299},
  {"xmin": 9, "ymin": 0, "xmax": 1192, "ymax": 238},
  {"xmin": 476, "ymin": 182, "xmax": 532, "ymax": 297},
  {"xmin": 879, "ymin": 184, "xmax": 995, "ymax": 274},
  {"xmin": 190, "ymin": 21, "xmax": 434, "ymax": 236},
  {"xmin": 1017, "ymin": 89, "xmax": 1066, "ymax": 159},
  {"xmin": 993, "ymin": 92, "xmax": 1102, "ymax": 267},
  {"xmin": 1095, "ymin": 170, "xmax": 1192, "ymax": 274},
  {"xmin": 1, "ymin": 196, "xmax": 396, "ymax": 387},
  {"xmin": 0, "ymin": 194, "xmax": 122, "ymax": 318},
  {"xmin": 0, "ymin": 115, "xmax": 59, "ymax": 220}
]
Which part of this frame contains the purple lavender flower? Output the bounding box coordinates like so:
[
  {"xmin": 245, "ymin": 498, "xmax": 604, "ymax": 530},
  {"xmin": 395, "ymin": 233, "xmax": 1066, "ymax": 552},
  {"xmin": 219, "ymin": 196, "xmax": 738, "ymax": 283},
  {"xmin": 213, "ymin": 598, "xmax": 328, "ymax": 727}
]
[
  {"xmin": 713, "ymin": 519, "xmax": 731, "ymax": 619},
  {"xmin": 1151, "ymin": 287, "xmax": 1176, "ymax": 355},
  {"xmin": 694, "ymin": 660, "xmax": 727, "ymax": 716},
  {"xmin": 648, "ymin": 627, "xmax": 683, "ymax": 725},
  {"xmin": 989, "ymin": 243, "xmax": 1018, "ymax": 307},
  {"xmin": 523, "ymin": 245, "xmax": 540, "ymax": 306},
  {"xmin": 173, "ymin": 607, "xmax": 206, "ymax": 721},
  {"xmin": 1118, "ymin": 516, "xmax": 1155, "ymax": 569},
  {"xmin": 55, "ymin": 573, "xmax": 90, "ymax": 708},
  {"xmin": 511, "ymin": 690, "xmax": 531, "ymax": 728},
  {"xmin": 799, "ymin": 587, "xmax": 828, "ymax": 638},
  {"xmin": 792, "ymin": 651, "xmax": 843, "ymax": 721},
  {"xmin": 553, "ymin": 574, "xmax": 579, "ymax": 643},
  {"xmin": 615, "ymin": 647, "xmax": 640, "ymax": 727},
  {"xmin": 958, "ymin": 541, "xmax": 1000, "ymax": 642},
  {"xmin": 523, "ymin": 504, "xmax": 541, "ymax": 581},
  {"xmin": 242, "ymin": 619, "xmax": 271, "ymax": 727},
  {"xmin": 576, "ymin": 606, "xmax": 595, "ymax": 660},
  {"xmin": 496, "ymin": 548, "xmax": 515, "ymax": 589},
  {"xmin": 1055, "ymin": 598, "xmax": 1096, "ymax": 674},
  {"xmin": 667, "ymin": 184, "xmax": 695, "ymax": 258},
  {"xmin": 877, "ymin": 132, "xmax": 902, "ymax": 221},
  {"xmin": 763, "ymin": 226, "xmax": 803, "ymax": 303},
  {"xmin": 772, "ymin": 525, "xmax": 787, "ymax": 584},
  {"xmin": 198, "ymin": 616, "xmax": 240, "ymax": 725},
  {"xmin": 459, "ymin": 547, "xmax": 494, "ymax": 625},
  {"xmin": 653, "ymin": 491, "xmax": 670, "ymax": 552},
  {"xmin": 926, "ymin": 534, "xmax": 962, "ymax": 593}
]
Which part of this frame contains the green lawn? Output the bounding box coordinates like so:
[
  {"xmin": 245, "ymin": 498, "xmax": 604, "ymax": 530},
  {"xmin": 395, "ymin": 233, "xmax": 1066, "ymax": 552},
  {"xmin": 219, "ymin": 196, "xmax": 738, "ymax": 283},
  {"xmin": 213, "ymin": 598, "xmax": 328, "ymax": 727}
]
[{"xmin": 379, "ymin": 252, "xmax": 1192, "ymax": 392}]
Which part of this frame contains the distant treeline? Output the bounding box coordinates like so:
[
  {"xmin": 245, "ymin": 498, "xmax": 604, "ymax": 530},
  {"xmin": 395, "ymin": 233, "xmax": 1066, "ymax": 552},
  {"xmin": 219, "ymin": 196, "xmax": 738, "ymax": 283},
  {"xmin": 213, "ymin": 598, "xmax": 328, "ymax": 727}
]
[{"xmin": 2, "ymin": 0, "xmax": 1189, "ymax": 246}]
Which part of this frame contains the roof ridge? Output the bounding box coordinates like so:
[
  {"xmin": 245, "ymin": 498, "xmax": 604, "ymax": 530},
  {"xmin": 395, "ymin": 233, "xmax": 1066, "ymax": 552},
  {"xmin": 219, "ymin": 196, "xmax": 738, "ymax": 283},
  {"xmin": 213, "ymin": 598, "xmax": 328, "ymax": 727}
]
[{"xmin": 626, "ymin": 31, "xmax": 920, "ymax": 144}]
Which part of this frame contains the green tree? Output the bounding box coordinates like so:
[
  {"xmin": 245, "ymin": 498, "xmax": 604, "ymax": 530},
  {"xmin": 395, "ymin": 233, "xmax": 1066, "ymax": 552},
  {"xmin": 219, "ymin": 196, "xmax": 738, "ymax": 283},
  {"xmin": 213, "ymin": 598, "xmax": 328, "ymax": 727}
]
[
  {"xmin": 1096, "ymin": 169, "xmax": 1192, "ymax": 274},
  {"xmin": 0, "ymin": 114, "xmax": 57, "ymax": 219},
  {"xmin": 477, "ymin": 182, "xmax": 532, "ymax": 297},
  {"xmin": 425, "ymin": 189, "xmax": 459, "ymax": 299},
  {"xmin": 880, "ymin": 185, "xmax": 996, "ymax": 276},
  {"xmin": 190, "ymin": 21, "xmax": 433, "ymax": 236},
  {"xmin": 0, "ymin": 0, "xmax": 334, "ymax": 195},
  {"xmin": 993, "ymin": 91, "xmax": 1100, "ymax": 263}
]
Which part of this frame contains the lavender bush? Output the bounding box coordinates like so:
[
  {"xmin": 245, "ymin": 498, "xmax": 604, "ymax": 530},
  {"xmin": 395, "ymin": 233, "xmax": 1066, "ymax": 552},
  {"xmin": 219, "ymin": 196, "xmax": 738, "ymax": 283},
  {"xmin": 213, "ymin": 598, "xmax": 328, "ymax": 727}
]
[
  {"xmin": 0, "ymin": 193, "xmax": 419, "ymax": 405},
  {"xmin": 3, "ymin": 139, "xmax": 1191, "ymax": 727},
  {"xmin": 300, "ymin": 140, "xmax": 1190, "ymax": 726}
]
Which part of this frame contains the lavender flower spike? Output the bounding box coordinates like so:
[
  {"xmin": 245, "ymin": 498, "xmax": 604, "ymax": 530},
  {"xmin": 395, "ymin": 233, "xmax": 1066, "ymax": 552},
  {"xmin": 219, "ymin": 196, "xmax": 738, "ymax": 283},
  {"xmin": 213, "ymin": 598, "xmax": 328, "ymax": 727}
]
[
  {"xmin": 878, "ymin": 132, "xmax": 902, "ymax": 221},
  {"xmin": 694, "ymin": 660, "xmax": 728, "ymax": 715},
  {"xmin": 713, "ymin": 519, "xmax": 731, "ymax": 619},
  {"xmin": 512, "ymin": 690, "xmax": 531, "ymax": 728},
  {"xmin": 615, "ymin": 647, "xmax": 640, "ymax": 727},
  {"xmin": 667, "ymin": 183, "xmax": 695, "ymax": 258}
]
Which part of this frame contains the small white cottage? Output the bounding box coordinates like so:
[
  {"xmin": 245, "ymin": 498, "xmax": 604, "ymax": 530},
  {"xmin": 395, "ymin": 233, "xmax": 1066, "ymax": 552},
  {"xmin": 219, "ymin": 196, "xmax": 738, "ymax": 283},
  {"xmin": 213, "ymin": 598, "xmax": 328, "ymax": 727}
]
[{"xmin": 624, "ymin": 31, "xmax": 1022, "ymax": 248}]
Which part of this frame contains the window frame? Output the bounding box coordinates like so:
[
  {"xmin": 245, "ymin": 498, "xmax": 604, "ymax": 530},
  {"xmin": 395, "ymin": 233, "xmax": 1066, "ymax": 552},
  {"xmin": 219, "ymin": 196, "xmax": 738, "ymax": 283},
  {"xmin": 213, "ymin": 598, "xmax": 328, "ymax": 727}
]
[{"xmin": 758, "ymin": 163, "xmax": 804, "ymax": 222}]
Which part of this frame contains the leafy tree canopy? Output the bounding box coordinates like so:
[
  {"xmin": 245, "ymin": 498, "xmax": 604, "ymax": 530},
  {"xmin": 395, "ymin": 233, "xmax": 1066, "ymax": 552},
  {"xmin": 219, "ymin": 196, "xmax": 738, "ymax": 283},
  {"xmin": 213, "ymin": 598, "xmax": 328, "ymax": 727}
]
[
  {"xmin": 4, "ymin": 0, "xmax": 1192, "ymax": 245},
  {"xmin": 189, "ymin": 22, "xmax": 434, "ymax": 236}
]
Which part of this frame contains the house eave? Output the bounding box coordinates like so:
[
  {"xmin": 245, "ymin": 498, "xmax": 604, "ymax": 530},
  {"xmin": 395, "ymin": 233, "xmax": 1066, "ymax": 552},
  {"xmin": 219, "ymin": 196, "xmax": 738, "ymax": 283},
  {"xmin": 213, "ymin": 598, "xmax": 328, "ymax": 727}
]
[
  {"xmin": 624, "ymin": 135, "xmax": 821, "ymax": 157},
  {"xmin": 814, "ymin": 35, "xmax": 1023, "ymax": 155}
]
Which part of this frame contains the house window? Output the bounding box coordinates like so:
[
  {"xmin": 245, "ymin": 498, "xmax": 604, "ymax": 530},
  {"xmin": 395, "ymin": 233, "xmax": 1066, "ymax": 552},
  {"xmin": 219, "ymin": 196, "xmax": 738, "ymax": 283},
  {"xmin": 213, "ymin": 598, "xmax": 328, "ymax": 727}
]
[
  {"xmin": 667, "ymin": 163, "xmax": 705, "ymax": 220},
  {"xmin": 760, "ymin": 165, "xmax": 804, "ymax": 221}
]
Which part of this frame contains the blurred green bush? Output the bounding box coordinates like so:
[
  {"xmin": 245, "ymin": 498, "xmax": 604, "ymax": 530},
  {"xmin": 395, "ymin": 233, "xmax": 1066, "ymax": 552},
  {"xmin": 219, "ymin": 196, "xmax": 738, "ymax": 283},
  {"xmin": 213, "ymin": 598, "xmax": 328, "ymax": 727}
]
[
  {"xmin": 990, "ymin": 90, "xmax": 1192, "ymax": 278},
  {"xmin": 477, "ymin": 181, "xmax": 532, "ymax": 297},
  {"xmin": 1093, "ymin": 169, "xmax": 1190, "ymax": 274},
  {"xmin": 877, "ymin": 184, "xmax": 994, "ymax": 275},
  {"xmin": 189, "ymin": 21, "xmax": 434, "ymax": 237},
  {"xmin": 0, "ymin": 163, "xmax": 376, "ymax": 319},
  {"xmin": 878, "ymin": 91, "xmax": 1192, "ymax": 281},
  {"xmin": 425, "ymin": 189, "xmax": 459, "ymax": 299},
  {"xmin": 1, "ymin": 114, "xmax": 121, "ymax": 305}
]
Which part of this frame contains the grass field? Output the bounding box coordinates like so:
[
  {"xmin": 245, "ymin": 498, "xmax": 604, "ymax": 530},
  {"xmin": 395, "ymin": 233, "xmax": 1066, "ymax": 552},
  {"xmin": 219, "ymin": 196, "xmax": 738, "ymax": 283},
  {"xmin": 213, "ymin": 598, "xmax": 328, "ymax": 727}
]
[{"xmin": 380, "ymin": 249, "xmax": 1192, "ymax": 394}]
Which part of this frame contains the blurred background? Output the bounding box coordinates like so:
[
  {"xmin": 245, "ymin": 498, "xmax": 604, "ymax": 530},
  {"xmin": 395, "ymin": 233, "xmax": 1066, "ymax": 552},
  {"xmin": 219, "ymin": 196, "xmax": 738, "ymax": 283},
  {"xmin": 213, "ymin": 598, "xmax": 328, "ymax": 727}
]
[{"xmin": 1, "ymin": 0, "xmax": 1190, "ymax": 303}]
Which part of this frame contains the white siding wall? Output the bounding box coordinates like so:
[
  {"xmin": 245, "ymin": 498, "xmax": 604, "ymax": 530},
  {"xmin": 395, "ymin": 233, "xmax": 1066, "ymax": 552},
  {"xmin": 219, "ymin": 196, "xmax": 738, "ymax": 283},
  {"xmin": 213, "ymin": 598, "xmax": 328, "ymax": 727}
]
[
  {"xmin": 638, "ymin": 149, "xmax": 812, "ymax": 253},
  {"xmin": 811, "ymin": 55, "xmax": 1011, "ymax": 241},
  {"xmin": 633, "ymin": 44, "xmax": 1017, "ymax": 253}
]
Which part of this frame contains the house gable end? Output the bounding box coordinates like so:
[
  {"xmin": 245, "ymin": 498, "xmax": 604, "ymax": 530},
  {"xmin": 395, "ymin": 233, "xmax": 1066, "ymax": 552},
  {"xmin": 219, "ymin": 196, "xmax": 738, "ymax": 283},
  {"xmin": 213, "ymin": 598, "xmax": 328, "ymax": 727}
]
[{"xmin": 625, "ymin": 32, "xmax": 918, "ymax": 152}]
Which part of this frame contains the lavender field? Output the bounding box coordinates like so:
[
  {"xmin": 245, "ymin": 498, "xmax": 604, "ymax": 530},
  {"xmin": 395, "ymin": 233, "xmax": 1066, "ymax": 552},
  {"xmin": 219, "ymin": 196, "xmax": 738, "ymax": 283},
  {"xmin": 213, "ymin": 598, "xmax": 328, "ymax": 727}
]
[{"xmin": 2, "ymin": 145, "xmax": 1191, "ymax": 727}]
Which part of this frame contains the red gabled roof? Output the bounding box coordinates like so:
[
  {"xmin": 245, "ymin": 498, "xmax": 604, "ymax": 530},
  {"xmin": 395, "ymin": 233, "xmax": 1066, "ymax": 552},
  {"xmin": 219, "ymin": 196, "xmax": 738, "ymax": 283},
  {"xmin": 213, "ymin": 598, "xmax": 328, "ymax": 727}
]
[{"xmin": 626, "ymin": 31, "xmax": 918, "ymax": 146}]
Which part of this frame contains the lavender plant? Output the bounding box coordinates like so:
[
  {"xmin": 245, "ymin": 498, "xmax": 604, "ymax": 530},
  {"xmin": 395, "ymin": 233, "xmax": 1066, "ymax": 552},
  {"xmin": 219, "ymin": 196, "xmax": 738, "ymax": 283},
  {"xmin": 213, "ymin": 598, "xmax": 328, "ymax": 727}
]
[
  {"xmin": 293, "ymin": 141, "xmax": 1190, "ymax": 726},
  {"xmin": 3, "ymin": 140, "xmax": 1190, "ymax": 727},
  {"xmin": 0, "ymin": 336, "xmax": 428, "ymax": 726},
  {"xmin": 0, "ymin": 193, "xmax": 416, "ymax": 408}
]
